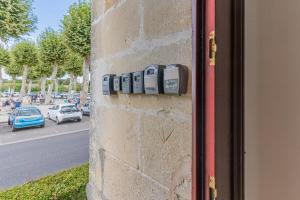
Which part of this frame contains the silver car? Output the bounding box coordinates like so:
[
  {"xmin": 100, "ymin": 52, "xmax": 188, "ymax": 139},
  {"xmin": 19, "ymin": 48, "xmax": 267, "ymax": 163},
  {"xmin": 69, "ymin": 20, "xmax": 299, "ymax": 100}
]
[{"xmin": 81, "ymin": 102, "xmax": 90, "ymax": 116}]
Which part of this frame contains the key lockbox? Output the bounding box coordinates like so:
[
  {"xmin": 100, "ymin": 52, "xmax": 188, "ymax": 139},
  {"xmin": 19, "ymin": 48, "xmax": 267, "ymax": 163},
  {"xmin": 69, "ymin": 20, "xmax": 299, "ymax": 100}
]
[
  {"xmin": 102, "ymin": 74, "xmax": 116, "ymax": 95},
  {"xmin": 121, "ymin": 73, "xmax": 133, "ymax": 94},
  {"xmin": 113, "ymin": 76, "xmax": 122, "ymax": 92},
  {"xmin": 164, "ymin": 64, "xmax": 188, "ymax": 95},
  {"xmin": 144, "ymin": 64, "xmax": 165, "ymax": 95},
  {"xmin": 133, "ymin": 71, "xmax": 144, "ymax": 94}
]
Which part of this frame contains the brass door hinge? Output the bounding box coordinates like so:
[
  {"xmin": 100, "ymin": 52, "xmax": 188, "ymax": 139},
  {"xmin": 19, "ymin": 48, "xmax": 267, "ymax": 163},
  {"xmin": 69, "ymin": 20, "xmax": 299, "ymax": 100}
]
[
  {"xmin": 209, "ymin": 31, "xmax": 217, "ymax": 66},
  {"xmin": 209, "ymin": 176, "xmax": 218, "ymax": 200}
]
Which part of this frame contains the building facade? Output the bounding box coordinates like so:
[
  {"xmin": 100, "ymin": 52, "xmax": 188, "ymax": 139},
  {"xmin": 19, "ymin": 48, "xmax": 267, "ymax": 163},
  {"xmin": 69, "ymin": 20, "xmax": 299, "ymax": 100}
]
[{"xmin": 88, "ymin": 0, "xmax": 193, "ymax": 199}]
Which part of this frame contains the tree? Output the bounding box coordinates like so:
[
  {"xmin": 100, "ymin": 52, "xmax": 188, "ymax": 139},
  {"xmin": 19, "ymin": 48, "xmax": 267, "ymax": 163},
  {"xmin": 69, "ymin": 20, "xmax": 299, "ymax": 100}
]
[
  {"xmin": 12, "ymin": 41, "xmax": 38, "ymax": 99},
  {"xmin": 5, "ymin": 60, "xmax": 22, "ymax": 93},
  {"xmin": 0, "ymin": 0, "xmax": 37, "ymax": 41},
  {"xmin": 34, "ymin": 60, "xmax": 51, "ymax": 95},
  {"xmin": 55, "ymin": 67, "xmax": 66, "ymax": 93},
  {"xmin": 62, "ymin": 1, "xmax": 91, "ymax": 104},
  {"xmin": 63, "ymin": 51, "xmax": 83, "ymax": 95},
  {"xmin": 27, "ymin": 67, "xmax": 38, "ymax": 94},
  {"xmin": 0, "ymin": 46, "xmax": 10, "ymax": 89},
  {"xmin": 39, "ymin": 29, "xmax": 67, "ymax": 103}
]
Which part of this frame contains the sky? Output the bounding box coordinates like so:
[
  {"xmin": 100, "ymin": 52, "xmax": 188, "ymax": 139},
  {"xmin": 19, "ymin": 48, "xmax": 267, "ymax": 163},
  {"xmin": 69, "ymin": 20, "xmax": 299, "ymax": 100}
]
[
  {"xmin": 29, "ymin": 0, "xmax": 79, "ymax": 40},
  {"xmin": 4, "ymin": 0, "xmax": 79, "ymax": 80}
]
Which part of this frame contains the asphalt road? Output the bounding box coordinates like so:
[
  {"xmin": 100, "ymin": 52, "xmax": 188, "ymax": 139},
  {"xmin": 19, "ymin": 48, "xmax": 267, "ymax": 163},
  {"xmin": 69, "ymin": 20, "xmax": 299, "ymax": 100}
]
[
  {"xmin": 0, "ymin": 129, "xmax": 89, "ymax": 190},
  {"xmin": 0, "ymin": 116, "xmax": 90, "ymax": 145}
]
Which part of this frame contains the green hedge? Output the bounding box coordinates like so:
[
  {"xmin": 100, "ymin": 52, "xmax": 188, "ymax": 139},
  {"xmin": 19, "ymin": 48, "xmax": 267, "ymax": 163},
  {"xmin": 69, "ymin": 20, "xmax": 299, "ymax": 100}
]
[{"xmin": 0, "ymin": 164, "xmax": 88, "ymax": 200}]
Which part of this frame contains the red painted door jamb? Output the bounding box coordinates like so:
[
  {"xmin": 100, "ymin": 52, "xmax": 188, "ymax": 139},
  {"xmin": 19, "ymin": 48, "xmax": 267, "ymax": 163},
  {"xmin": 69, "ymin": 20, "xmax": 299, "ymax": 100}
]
[
  {"xmin": 192, "ymin": 0, "xmax": 216, "ymax": 199},
  {"xmin": 205, "ymin": 0, "xmax": 216, "ymax": 198}
]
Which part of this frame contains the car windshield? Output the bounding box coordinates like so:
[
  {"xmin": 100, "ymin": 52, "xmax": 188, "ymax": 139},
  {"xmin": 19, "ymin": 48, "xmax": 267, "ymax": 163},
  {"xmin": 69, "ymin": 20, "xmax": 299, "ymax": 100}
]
[
  {"xmin": 18, "ymin": 109, "xmax": 41, "ymax": 116},
  {"xmin": 61, "ymin": 105, "xmax": 79, "ymax": 112}
]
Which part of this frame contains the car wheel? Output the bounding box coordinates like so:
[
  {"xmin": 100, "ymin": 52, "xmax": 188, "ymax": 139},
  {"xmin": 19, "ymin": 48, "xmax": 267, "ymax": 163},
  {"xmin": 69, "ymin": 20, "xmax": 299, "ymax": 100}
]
[
  {"xmin": 77, "ymin": 118, "xmax": 82, "ymax": 122},
  {"xmin": 41, "ymin": 123, "xmax": 45, "ymax": 128},
  {"xmin": 56, "ymin": 117, "xmax": 60, "ymax": 125}
]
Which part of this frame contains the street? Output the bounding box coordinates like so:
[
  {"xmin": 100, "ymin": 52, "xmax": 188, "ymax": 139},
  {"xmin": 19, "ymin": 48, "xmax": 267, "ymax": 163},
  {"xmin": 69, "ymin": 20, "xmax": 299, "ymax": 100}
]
[{"xmin": 0, "ymin": 117, "xmax": 90, "ymax": 190}]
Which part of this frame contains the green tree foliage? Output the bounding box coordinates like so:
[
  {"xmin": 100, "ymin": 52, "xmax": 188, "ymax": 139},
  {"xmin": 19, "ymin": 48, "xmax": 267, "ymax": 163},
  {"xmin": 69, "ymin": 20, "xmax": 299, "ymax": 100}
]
[
  {"xmin": 64, "ymin": 51, "xmax": 83, "ymax": 76},
  {"xmin": 5, "ymin": 61, "xmax": 22, "ymax": 78},
  {"xmin": 4, "ymin": 60, "xmax": 22, "ymax": 93},
  {"xmin": 0, "ymin": 46, "xmax": 11, "ymax": 89},
  {"xmin": 56, "ymin": 67, "xmax": 66, "ymax": 78},
  {"xmin": 12, "ymin": 41, "xmax": 38, "ymax": 67},
  {"xmin": 0, "ymin": 46, "xmax": 10, "ymax": 67},
  {"xmin": 0, "ymin": 0, "xmax": 37, "ymax": 41},
  {"xmin": 27, "ymin": 66, "xmax": 39, "ymax": 80},
  {"xmin": 62, "ymin": 1, "xmax": 91, "ymax": 58},
  {"xmin": 39, "ymin": 28, "xmax": 67, "ymax": 102},
  {"xmin": 39, "ymin": 29, "xmax": 67, "ymax": 66},
  {"xmin": 62, "ymin": 1, "xmax": 91, "ymax": 103},
  {"xmin": 34, "ymin": 60, "xmax": 52, "ymax": 78},
  {"xmin": 12, "ymin": 40, "xmax": 38, "ymax": 99}
]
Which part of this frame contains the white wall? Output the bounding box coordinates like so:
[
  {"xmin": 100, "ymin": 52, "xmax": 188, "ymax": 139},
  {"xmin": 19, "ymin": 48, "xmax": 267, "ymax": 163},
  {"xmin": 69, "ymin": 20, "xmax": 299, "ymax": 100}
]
[{"xmin": 246, "ymin": 1, "xmax": 300, "ymax": 199}]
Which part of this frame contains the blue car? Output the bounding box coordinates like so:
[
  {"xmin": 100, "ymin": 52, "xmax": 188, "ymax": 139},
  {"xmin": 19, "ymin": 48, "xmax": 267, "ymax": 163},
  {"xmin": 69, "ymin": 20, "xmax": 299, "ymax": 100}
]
[{"xmin": 8, "ymin": 107, "xmax": 45, "ymax": 131}]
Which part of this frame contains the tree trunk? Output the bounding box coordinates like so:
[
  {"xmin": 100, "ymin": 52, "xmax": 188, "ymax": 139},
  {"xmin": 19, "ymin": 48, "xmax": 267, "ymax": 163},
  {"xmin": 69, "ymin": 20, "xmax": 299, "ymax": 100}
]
[
  {"xmin": 68, "ymin": 74, "xmax": 74, "ymax": 96},
  {"xmin": 73, "ymin": 76, "xmax": 77, "ymax": 92},
  {"xmin": 20, "ymin": 65, "xmax": 29, "ymax": 100},
  {"xmin": 27, "ymin": 80, "xmax": 32, "ymax": 95},
  {"xmin": 11, "ymin": 77, "xmax": 16, "ymax": 93},
  {"xmin": 46, "ymin": 66, "xmax": 58, "ymax": 104},
  {"xmin": 40, "ymin": 76, "xmax": 46, "ymax": 95},
  {"xmin": 0, "ymin": 66, "xmax": 3, "ymax": 91},
  {"xmin": 54, "ymin": 78, "xmax": 59, "ymax": 94},
  {"xmin": 81, "ymin": 56, "xmax": 90, "ymax": 105}
]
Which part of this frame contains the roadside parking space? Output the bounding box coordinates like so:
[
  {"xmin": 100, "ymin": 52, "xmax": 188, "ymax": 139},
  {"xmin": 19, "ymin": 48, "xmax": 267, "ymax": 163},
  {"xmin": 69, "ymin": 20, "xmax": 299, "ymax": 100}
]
[{"xmin": 0, "ymin": 116, "xmax": 89, "ymax": 145}]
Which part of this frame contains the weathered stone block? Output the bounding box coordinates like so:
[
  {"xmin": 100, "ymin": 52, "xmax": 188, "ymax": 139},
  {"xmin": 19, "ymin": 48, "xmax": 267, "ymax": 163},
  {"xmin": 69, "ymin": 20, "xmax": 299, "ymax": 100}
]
[
  {"xmin": 93, "ymin": 0, "xmax": 140, "ymax": 58},
  {"xmin": 104, "ymin": 0, "xmax": 119, "ymax": 11},
  {"xmin": 144, "ymin": 0, "xmax": 192, "ymax": 39},
  {"xmin": 92, "ymin": 0, "xmax": 104, "ymax": 21},
  {"xmin": 90, "ymin": 1, "xmax": 193, "ymax": 199},
  {"xmin": 94, "ymin": 106, "xmax": 140, "ymax": 168},
  {"xmin": 92, "ymin": 38, "xmax": 193, "ymax": 116},
  {"xmin": 101, "ymin": 153, "xmax": 168, "ymax": 200},
  {"xmin": 140, "ymin": 114, "xmax": 192, "ymax": 190},
  {"xmin": 109, "ymin": 38, "xmax": 192, "ymax": 93}
]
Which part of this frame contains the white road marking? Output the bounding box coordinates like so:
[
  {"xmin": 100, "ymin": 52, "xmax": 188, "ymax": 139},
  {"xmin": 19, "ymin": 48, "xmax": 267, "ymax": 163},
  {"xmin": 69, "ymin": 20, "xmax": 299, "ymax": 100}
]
[{"xmin": 0, "ymin": 128, "xmax": 89, "ymax": 147}]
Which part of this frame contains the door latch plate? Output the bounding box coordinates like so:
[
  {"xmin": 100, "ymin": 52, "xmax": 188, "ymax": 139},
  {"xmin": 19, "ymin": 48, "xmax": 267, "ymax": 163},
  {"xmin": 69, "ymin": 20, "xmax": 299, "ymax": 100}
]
[
  {"xmin": 209, "ymin": 176, "xmax": 218, "ymax": 200},
  {"xmin": 209, "ymin": 31, "xmax": 217, "ymax": 66}
]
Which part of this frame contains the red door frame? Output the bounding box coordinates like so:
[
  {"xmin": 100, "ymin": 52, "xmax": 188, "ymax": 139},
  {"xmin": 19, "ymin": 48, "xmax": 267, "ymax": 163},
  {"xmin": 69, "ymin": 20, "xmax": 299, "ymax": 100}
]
[
  {"xmin": 192, "ymin": 0, "xmax": 245, "ymax": 199},
  {"xmin": 192, "ymin": 0, "xmax": 215, "ymax": 199},
  {"xmin": 192, "ymin": 0, "xmax": 206, "ymax": 199}
]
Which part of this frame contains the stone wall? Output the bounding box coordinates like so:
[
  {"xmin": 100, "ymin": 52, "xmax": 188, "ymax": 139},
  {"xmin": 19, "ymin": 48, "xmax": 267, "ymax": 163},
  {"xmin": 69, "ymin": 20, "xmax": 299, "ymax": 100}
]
[{"xmin": 88, "ymin": 0, "xmax": 192, "ymax": 199}]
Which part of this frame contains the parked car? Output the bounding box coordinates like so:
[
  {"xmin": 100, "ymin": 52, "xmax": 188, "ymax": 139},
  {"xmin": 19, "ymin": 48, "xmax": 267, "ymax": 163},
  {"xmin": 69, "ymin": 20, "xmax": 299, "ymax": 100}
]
[
  {"xmin": 48, "ymin": 104, "xmax": 82, "ymax": 124},
  {"xmin": 2, "ymin": 92, "xmax": 9, "ymax": 97},
  {"xmin": 13, "ymin": 92, "xmax": 20, "ymax": 97},
  {"xmin": 52, "ymin": 93, "xmax": 62, "ymax": 99},
  {"xmin": 8, "ymin": 106, "xmax": 45, "ymax": 131},
  {"xmin": 81, "ymin": 101, "xmax": 90, "ymax": 116},
  {"xmin": 61, "ymin": 93, "xmax": 68, "ymax": 99}
]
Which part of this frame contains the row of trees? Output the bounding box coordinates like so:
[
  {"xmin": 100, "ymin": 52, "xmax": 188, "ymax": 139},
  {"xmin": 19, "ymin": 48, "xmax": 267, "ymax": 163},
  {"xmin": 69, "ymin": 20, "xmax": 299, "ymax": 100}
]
[{"xmin": 0, "ymin": 0, "xmax": 91, "ymax": 104}]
